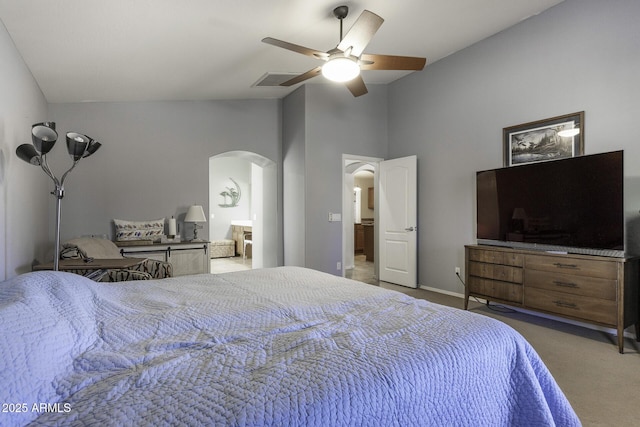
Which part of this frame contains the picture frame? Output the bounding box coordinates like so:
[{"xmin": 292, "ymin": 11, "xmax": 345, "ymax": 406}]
[{"xmin": 503, "ymin": 111, "xmax": 584, "ymax": 166}]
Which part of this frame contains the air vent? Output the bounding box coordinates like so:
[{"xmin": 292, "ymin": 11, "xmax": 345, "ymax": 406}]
[{"xmin": 251, "ymin": 72, "xmax": 300, "ymax": 87}]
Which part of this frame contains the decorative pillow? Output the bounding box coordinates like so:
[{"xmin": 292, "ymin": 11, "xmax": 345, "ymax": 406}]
[{"xmin": 114, "ymin": 218, "xmax": 165, "ymax": 241}]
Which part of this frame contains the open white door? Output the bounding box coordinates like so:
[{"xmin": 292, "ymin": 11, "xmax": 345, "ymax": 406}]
[{"xmin": 379, "ymin": 155, "xmax": 417, "ymax": 288}]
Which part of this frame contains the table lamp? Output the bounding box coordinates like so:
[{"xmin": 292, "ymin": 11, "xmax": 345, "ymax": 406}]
[{"xmin": 185, "ymin": 205, "xmax": 206, "ymax": 241}]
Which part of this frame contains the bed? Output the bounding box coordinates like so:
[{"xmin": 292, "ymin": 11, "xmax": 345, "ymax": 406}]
[{"xmin": 1, "ymin": 267, "xmax": 579, "ymax": 426}]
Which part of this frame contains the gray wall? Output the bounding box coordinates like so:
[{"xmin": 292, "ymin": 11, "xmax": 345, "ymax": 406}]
[
  {"xmin": 0, "ymin": 20, "xmax": 49, "ymax": 278},
  {"xmin": 303, "ymin": 84, "xmax": 388, "ymax": 274},
  {"xmin": 47, "ymin": 100, "xmax": 282, "ymax": 257},
  {"xmin": 388, "ymin": 0, "xmax": 640, "ymax": 294},
  {"xmin": 282, "ymin": 86, "xmax": 306, "ymax": 267},
  {"xmin": 282, "ymin": 83, "xmax": 388, "ymax": 273}
]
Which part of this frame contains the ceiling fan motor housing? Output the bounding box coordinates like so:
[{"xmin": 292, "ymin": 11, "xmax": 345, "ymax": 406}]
[{"xmin": 333, "ymin": 6, "xmax": 349, "ymax": 20}]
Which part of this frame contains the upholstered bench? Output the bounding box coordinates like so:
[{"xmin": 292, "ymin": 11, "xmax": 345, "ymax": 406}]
[{"xmin": 210, "ymin": 239, "xmax": 235, "ymax": 258}]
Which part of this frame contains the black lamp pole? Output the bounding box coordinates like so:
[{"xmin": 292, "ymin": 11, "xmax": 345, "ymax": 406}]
[{"xmin": 16, "ymin": 122, "xmax": 101, "ymax": 271}]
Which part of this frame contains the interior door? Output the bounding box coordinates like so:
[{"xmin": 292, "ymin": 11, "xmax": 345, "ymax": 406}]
[{"xmin": 378, "ymin": 155, "xmax": 417, "ymax": 287}]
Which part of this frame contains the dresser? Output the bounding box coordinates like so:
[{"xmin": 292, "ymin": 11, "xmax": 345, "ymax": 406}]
[
  {"xmin": 118, "ymin": 241, "xmax": 210, "ymax": 276},
  {"xmin": 464, "ymin": 245, "xmax": 639, "ymax": 353}
]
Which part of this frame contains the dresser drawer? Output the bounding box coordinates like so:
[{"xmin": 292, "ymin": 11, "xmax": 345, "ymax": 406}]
[
  {"xmin": 469, "ymin": 248, "xmax": 523, "ymax": 267},
  {"xmin": 525, "ymin": 254, "xmax": 617, "ymax": 279},
  {"xmin": 524, "ymin": 269, "xmax": 616, "ymax": 301},
  {"xmin": 469, "ymin": 261, "xmax": 523, "ymax": 284},
  {"xmin": 467, "ymin": 277, "xmax": 523, "ymax": 304},
  {"xmin": 525, "ymin": 288, "xmax": 616, "ymax": 325}
]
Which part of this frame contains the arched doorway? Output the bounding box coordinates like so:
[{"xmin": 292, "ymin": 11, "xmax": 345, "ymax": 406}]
[
  {"xmin": 209, "ymin": 151, "xmax": 278, "ymax": 270},
  {"xmin": 342, "ymin": 154, "xmax": 381, "ymax": 284}
]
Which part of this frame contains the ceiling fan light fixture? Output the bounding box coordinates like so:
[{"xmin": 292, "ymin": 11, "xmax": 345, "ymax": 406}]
[{"xmin": 322, "ymin": 56, "xmax": 360, "ymax": 82}]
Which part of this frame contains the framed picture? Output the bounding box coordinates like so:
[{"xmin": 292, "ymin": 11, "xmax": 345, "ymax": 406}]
[{"xmin": 503, "ymin": 111, "xmax": 584, "ymax": 166}]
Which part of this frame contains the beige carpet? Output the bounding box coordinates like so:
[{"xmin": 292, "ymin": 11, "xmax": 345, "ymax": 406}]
[{"xmin": 380, "ymin": 282, "xmax": 640, "ymax": 427}]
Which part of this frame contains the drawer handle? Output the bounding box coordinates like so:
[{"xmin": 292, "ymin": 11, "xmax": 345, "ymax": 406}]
[
  {"xmin": 553, "ymin": 300, "xmax": 578, "ymax": 309},
  {"xmin": 553, "ymin": 262, "xmax": 578, "ymax": 269},
  {"xmin": 553, "ymin": 280, "xmax": 579, "ymax": 289}
]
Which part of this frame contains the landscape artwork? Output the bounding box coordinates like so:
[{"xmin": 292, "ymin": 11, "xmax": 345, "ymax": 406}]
[{"xmin": 503, "ymin": 112, "xmax": 584, "ymax": 166}]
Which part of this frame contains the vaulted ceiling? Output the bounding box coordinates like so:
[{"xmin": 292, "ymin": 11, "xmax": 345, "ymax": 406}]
[{"xmin": 0, "ymin": 0, "xmax": 564, "ymax": 103}]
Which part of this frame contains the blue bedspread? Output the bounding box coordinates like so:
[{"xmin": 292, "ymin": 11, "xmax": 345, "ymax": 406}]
[{"xmin": 0, "ymin": 267, "xmax": 580, "ymax": 426}]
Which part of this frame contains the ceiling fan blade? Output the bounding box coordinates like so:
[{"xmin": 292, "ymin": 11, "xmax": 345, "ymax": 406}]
[
  {"xmin": 360, "ymin": 54, "xmax": 426, "ymax": 71},
  {"xmin": 280, "ymin": 66, "xmax": 322, "ymax": 86},
  {"xmin": 337, "ymin": 10, "xmax": 384, "ymax": 57},
  {"xmin": 345, "ymin": 75, "xmax": 368, "ymax": 97},
  {"xmin": 262, "ymin": 37, "xmax": 329, "ymax": 60}
]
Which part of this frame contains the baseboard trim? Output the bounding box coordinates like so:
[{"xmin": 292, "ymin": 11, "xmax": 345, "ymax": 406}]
[{"xmin": 419, "ymin": 285, "xmax": 637, "ymax": 340}]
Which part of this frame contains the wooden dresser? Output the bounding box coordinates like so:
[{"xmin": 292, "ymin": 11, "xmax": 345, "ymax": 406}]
[{"xmin": 464, "ymin": 245, "xmax": 639, "ymax": 353}]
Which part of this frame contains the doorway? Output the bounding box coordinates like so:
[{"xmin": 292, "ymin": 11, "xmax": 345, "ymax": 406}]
[
  {"xmin": 342, "ymin": 154, "xmax": 418, "ymax": 288},
  {"xmin": 342, "ymin": 154, "xmax": 381, "ymax": 284},
  {"xmin": 209, "ymin": 151, "xmax": 278, "ymax": 273}
]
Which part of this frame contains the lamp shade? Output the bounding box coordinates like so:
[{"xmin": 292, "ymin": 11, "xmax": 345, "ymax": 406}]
[
  {"xmin": 31, "ymin": 122, "xmax": 58, "ymax": 154},
  {"xmin": 83, "ymin": 139, "xmax": 102, "ymax": 158},
  {"xmin": 16, "ymin": 144, "xmax": 41, "ymax": 165},
  {"xmin": 185, "ymin": 205, "xmax": 207, "ymax": 222},
  {"xmin": 66, "ymin": 132, "xmax": 91, "ymax": 161},
  {"xmin": 322, "ymin": 56, "xmax": 360, "ymax": 82}
]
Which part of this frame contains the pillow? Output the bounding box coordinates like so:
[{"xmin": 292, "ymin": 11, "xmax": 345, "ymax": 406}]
[
  {"xmin": 114, "ymin": 218, "xmax": 165, "ymax": 241},
  {"xmin": 62, "ymin": 237, "xmax": 122, "ymax": 258}
]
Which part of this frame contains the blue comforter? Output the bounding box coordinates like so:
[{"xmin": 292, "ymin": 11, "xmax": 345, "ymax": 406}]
[{"xmin": 0, "ymin": 267, "xmax": 580, "ymax": 426}]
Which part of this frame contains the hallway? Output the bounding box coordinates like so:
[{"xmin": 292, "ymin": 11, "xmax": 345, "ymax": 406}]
[{"xmin": 345, "ymin": 254, "xmax": 377, "ymax": 285}]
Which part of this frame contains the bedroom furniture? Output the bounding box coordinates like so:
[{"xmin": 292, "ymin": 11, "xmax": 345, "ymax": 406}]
[
  {"xmin": 57, "ymin": 237, "xmax": 172, "ymax": 281},
  {"xmin": 363, "ymin": 223, "xmax": 374, "ymax": 261},
  {"xmin": 15, "ymin": 122, "xmax": 101, "ymax": 271},
  {"xmin": 464, "ymin": 244, "xmax": 639, "ymax": 353},
  {"xmin": 354, "ymin": 223, "xmax": 364, "ymax": 253},
  {"xmin": 231, "ymin": 222, "xmax": 252, "ymax": 257},
  {"xmin": 184, "ymin": 204, "xmax": 207, "ymax": 241},
  {"xmin": 1, "ymin": 267, "xmax": 580, "ymax": 426},
  {"xmin": 118, "ymin": 241, "xmax": 210, "ymax": 276},
  {"xmin": 242, "ymin": 231, "xmax": 252, "ymax": 260},
  {"xmin": 33, "ymin": 258, "xmax": 148, "ymax": 281},
  {"xmin": 210, "ymin": 239, "xmax": 235, "ymax": 258}
]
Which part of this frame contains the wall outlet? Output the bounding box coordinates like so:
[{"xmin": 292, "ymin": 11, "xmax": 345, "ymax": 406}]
[
  {"xmin": 455, "ymin": 267, "xmax": 461, "ymax": 276},
  {"xmin": 337, "ymin": 262, "xmax": 342, "ymax": 271}
]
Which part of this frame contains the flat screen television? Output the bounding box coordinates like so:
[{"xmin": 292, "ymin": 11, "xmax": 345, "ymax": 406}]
[{"xmin": 476, "ymin": 150, "xmax": 624, "ymax": 257}]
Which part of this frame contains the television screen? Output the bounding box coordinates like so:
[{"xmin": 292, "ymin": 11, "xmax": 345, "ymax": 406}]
[{"xmin": 476, "ymin": 150, "xmax": 624, "ymax": 256}]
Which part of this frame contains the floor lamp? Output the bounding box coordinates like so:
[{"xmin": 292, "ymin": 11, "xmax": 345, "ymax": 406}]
[{"xmin": 16, "ymin": 122, "xmax": 101, "ymax": 271}]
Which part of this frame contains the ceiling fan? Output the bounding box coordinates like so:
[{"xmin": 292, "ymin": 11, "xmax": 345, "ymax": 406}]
[{"xmin": 262, "ymin": 5, "xmax": 426, "ymax": 97}]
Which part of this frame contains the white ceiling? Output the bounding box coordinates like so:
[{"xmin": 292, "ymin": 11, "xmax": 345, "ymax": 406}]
[{"xmin": 0, "ymin": 0, "xmax": 564, "ymax": 103}]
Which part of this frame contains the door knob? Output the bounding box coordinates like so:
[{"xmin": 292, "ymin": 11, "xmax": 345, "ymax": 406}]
[{"xmin": 405, "ymin": 226, "xmax": 415, "ymax": 232}]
